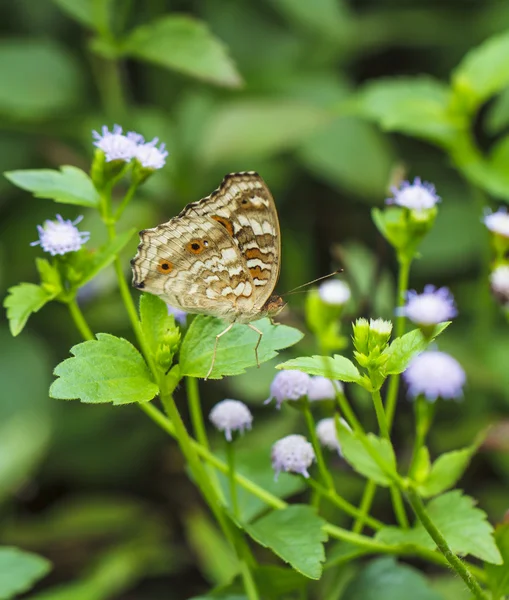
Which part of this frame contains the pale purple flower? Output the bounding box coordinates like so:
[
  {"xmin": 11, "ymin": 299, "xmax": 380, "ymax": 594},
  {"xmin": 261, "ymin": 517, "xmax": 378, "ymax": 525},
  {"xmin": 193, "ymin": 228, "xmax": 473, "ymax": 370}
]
[
  {"xmin": 31, "ymin": 214, "xmax": 90, "ymax": 256},
  {"xmin": 387, "ymin": 177, "xmax": 440, "ymax": 211},
  {"xmin": 397, "ymin": 285, "xmax": 457, "ymax": 326},
  {"xmin": 271, "ymin": 434, "xmax": 315, "ymax": 479},
  {"xmin": 265, "ymin": 371, "xmax": 311, "ymax": 409},
  {"xmin": 209, "ymin": 399, "xmax": 253, "ymax": 442},
  {"xmin": 318, "ymin": 280, "xmax": 351, "ymax": 305},
  {"xmin": 483, "ymin": 208, "xmax": 509, "ymax": 238},
  {"xmin": 490, "ymin": 265, "xmax": 509, "ymax": 301},
  {"xmin": 403, "ymin": 350, "xmax": 466, "ymax": 401},
  {"xmin": 308, "ymin": 376, "xmax": 343, "ymax": 401},
  {"xmin": 135, "ymin": 137, "xmax": 168, "ymax": 170},
  {"xmin": 92, "ymin": 125, "xmax": 140, "ymax": 162},
  {"xmin": 167, "ymin": 304, "xmax": 187, "ymax": 326},
  {"xmin": 316, "ymin": 417, "xmax": 349, "ymax": 454}
]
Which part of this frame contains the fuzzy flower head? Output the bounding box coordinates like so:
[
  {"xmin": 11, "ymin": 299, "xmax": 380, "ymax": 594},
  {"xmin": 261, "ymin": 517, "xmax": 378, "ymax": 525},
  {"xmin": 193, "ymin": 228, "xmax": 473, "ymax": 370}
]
[
  {"xmin": 483, "ymin": 208, "xmax": 509, "ymax": 239},
  {"xmin": 135, "ymin": 137, "xmax": 168, "ymax": 170},
  {"xmin": 308, "ymin": 376, "xmax": 343, "ymax": 401},
  {"xmin": 209, "ymin": 399, "xmax": 253, "ymax": 442},
  {"xmin": 398, "ymin": 285, "xmax": 457, "ymax": 327},
  {"xmin": 167, "ymin": 304, "xmax": 187, "ymax": 326},
  {"xmin": 490, "ymin": 265, "xmax": 509, "ymax": 303},
  {"xmin": 271, "ymin": 434, "xmax": 315, "ymax": 479},
  {"xmin": 265, "ymin": 370, "xmax": 311, "ymax": 409},
  {"xmin": 387, "ymin": 177, "xmax": 440, "ymax": 211},
  {"xmin": 92, "ymin": 125, "xmax": 140, "ymax": 162},
  {"xmin": 403, "ymin": 350, "xmax": 466, "ymax": 402},
  {"xmin": 316, "ymin": 417, "xmax": 349, "ymax": 454},
  {"xmin": 31, "ymin": 215, "xmax": 90, "ymax": 256},
  {"xmin": 318, "ymin": 280, "xmax": 351, "ymax": 306}
]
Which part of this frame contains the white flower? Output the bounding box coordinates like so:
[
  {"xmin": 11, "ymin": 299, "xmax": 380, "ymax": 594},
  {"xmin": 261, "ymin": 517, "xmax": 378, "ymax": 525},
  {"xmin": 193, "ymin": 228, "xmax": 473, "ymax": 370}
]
[
  {"xmin": 483, "ymin": 209, "xmax": 509, "ymax": 238},
  {"xmin": 397, "ymin": 285, "xmax": 457, "ymax": 326},
  {"xmin": 490, "ymin": 265, "xmax": 509, "ymax": 301},
  {"xmin": 135, "ymin": 137, "xmax": 168, "ymax": 170},
  {"xmin": 318, "ymin": 280, "xmax": 351, "ymax": 305},
  {"xmin": 167, "ymin": 304, "xmax": 187, "ymax": 325},
  {"xmin": 209, "ymin": 399, "xmax": 253, "ymax": 442},
  {"xmin": 308, "ymin": 376, "xmax": 343, "ymax": 401},
  {"xmin": 265, "ymin": 370, "xmax": 311, "ymax": 409},
  {"xmin": 387, "ymin": 177, "xmax": 440, "ymax": 211},
  {"xmin": 271, "ymin": 434, "xmax": 315, "ymax": 479},
  {"xmin": 30, "ymin": 214, "xmax": 90, "ymax": 256},
  {"xmin": 92, "ymin": 125, "xmax": 140, "ymax": 162},
  {"xmin": 403, "ymin": 350, "xmax": 466, "ymax": 401},
  {"xmin": 316, "ymin": 417, "xmax": 349, "ymax": 454},
  {"xmin": 369, "ymin": 318, "xmax": 392, "ymax": 336}
]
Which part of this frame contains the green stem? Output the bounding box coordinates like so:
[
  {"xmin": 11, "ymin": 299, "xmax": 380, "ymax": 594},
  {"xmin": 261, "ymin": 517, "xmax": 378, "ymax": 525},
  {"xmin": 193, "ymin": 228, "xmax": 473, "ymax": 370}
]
[
  {"xmin": 371, "ymin": 388, "xmax": 389, "ymax": 439},
  {"xmin": 408, "ymin": 395, "xmax": 433, "ymax": 478},
  {"xmin": 352, "ymin": 480, "xmax": 377, "ymax": 533},
  {"xmin": 239, "ymin": 559, "xmax": 260, "ymax": 600},
  {"xmin": 389, "ymin": 486, "xmax": 409, "ymax": 529},
  {"xmin": 92, "ymin": 56, "xmax": 127, "ymax": 121},
  {"xmin": 406, "ymin": 489, "xmax": 489, "ymax": 600},
  {"xmin": 302, "ymin": 401, "xmax": 335, "ymax": 491},
  {"xmin": 114, "ymin": 182, "xmax": 139, "ymax": 221},
  {"xmin": 226, "ymin": 440, "xmax": 239, "ymax": 517},
  {"xmin": 67, "ymin": 298, "xmax": 94, "ymax": 341},
  {"xmin": 186, "ymin": 377, "xmax": 209, "ymax": 448}
]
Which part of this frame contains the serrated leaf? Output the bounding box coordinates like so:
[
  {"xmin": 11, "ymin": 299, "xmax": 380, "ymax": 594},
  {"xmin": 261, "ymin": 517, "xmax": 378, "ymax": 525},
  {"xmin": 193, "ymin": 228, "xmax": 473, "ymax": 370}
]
[
  {"xmin": 277, "ymin": 355, "xmax": 362, "ymax": 383},
  {"xmin": 244, "ymin": 505, "xmax": 327, "ymax": 579},
  {"xmin": 5, "ymin": 166, "xmax": 99, "ymax": 208},
  {"xmin": 376, "ymin": 490, "xmax": 502, "ymax": 564},
  {"xmin": 179, "ymin": 316, "xmax": 303, "ymax": 379},
  {"xmin": 485, "ymin": 523, "xmax": 509, "ymax": 597},
  {"xmin": 335, "ymin": 420, "xmax": 396, "ymax": 486},
  {"xmin": 0, "ymin": 546, "xmax": 51, "ymax": 599},
  {"xmin": 50, "ymin": 333, "xmax": 159, "ymax": 405},
  {"xmin": 452, "ymin": 30, "xmax": 509, "ymax": 113},
  {"xmin": 35, "ymin": 258, "xmax": 62, "ymax": 295},
  {"xmin": 123, "ymin": 15, "xmax": 242, "ymax": 88},
  {"xmin": 418, "ymin": 444, "xmax": 478, "ymax": 498},
  {"xmin": 4, "ymin": 283, "xmax": 56, "ymax": 336},
  {"xmin": 341, "ymin": 556, "xmax": 442, "ymax": 600},
  {"xmin": 383, "ymin": 322, "xmax": 450, "ymax": 375}
]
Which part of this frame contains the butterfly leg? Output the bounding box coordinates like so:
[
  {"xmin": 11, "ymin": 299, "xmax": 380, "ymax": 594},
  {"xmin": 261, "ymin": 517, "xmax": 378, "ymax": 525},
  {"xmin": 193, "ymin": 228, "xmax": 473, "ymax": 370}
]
[
  {"xmin": 247, "ymin": 323, "xmax": 263, "ymax": 368},
  {"xmin": 205, "ymin": 322, "xmax": 234, "ymax": 380}
]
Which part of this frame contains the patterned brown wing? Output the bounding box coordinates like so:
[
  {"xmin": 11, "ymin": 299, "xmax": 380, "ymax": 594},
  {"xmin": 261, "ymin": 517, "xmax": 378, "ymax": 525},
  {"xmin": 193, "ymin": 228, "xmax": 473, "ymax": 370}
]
[
  {"xmin": 131, "ymin": 212, "xmax": 256, "ymax": 321},
  {"xmin": 179, "ymin": 172, "xmax": 281, "ymax": 310}
]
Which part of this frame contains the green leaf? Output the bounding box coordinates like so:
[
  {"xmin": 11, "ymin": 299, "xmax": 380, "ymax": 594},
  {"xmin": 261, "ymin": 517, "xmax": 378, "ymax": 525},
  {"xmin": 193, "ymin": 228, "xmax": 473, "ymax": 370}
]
[
  {"xmin": 53, "ymin": 0, "xmax": 115, "ymax": 32},
  {"xmin": 271, "ymin": 0, "xmax": 349, "ymax": 40},
  {"xmin": 335, "ymin": 420, "xmax": 397, "ymax": 486},
  {"xmin": 452, "ymin": 30, "xmax": 509, "ymax": 114},
  {"xmin": 36, "ymin": 258, "xmax": 63, "ymax": 296},
  {"xmin": 179, "ymin": 316, "xmax": 303, "ymax": 379},
  {"xmin": 123, "ymin": 15, "xmax": 242, "ymax": 88},
  {"xmin": 50, "ymin": 333, "xmax": 159, "ymax": 405},
  {"xmin": 243, "ymin": 505, "xmax": 327, "ymax": 579},
  {"xmin": 77, "ymin": 228, "xmax": 136, "ymax": 287},
  {"xmin": 200, "ymin": 100, "xmax": 329, "ymax": 164},
  {"xmin": 418, "ymin": 444, "xmax": 479, "ymax": 498},
  {"xmin": 376, "ymin": 490, "xmax": 502, "ymax": 564},
  {"xmin": 383, "ymin": 322, "xmax": 451, "ymax": 375},
  {"xmin": 5, "ymin": 166, "xmax": 99, "ymax": 208},
  {"xmin": 341, "ymin": 556, "xmax": 442, "ymax": 600},
  {"xmin": 139, "ymin": 294, "xmax": 174, "ymax": 356},
  {"xmin": 4, "ymin": 283, "xmax": 56, "ymax": 336},
  {"xmin": 0, "ymin": 546, "xmax": 51, "ymax": 599},
  {"xmin": 0, "ymin": 39, "xmax": 81, "ymax": 120},
  {"xmin": 277, "ymin": 354, "xmax": 362, "ymax": 383},
  {"xmin": 485, "ymin": 523, "xmax": 509, "ymax": 597},
  {"xmin": 351, "ymin": 77, "xmax": 465, "ymax": 148}
]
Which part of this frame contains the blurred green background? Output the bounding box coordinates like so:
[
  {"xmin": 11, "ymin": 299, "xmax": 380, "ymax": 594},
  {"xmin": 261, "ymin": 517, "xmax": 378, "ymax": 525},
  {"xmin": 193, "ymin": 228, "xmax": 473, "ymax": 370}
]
[{"xmin": 1, "ymin": 0, "xmax": 509, "ymax": 598}]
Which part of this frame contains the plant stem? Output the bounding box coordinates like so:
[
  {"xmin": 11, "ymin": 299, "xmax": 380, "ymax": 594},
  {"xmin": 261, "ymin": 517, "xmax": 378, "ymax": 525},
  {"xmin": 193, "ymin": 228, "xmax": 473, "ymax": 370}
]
[
  {"xmin": 186, "ymin": 377, "xmax": 209, "ymax": 448},
  {"xmin": 352, "ymin": 480, "xmax": 377, "ymax": 533},
  {"xmin": 406, "ymin": 489, "xmax": 489, "ymax": 600},
  {"xmin": 67, "ymin": 298, "xmax": 94, "ymax": 341},
  {"xmin": 115, "ymin": 182, "xmax": 139, "ymax": 221},
  {"xmin": 226, "ymin": 440, "xmax": 239, "ymax": 517},
  {"xmin": 371, "ymin": 388, "xmax": 389, "ymax": 439},
  {"xmin": 302, "ymin": 402, "xmax": 335, "ymax": 491},
  {"xmin": 408, "ymin": 395, "xmax": 432, "ymax": 477},
  {"xmin": 390, "ymin": 486, "xmax": 409, "ymax": 529}
]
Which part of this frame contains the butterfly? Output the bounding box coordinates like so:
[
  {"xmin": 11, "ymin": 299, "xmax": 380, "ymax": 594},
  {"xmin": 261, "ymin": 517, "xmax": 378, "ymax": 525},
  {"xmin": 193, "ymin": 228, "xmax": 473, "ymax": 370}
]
[{"xmin": 131, "ymin": 172, "xmax": 285, "ymax": 378}]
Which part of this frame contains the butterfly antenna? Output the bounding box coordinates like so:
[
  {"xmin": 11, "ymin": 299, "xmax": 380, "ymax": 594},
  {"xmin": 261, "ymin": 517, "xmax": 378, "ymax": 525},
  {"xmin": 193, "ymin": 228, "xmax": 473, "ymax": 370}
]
[{"xmin": 282, "ymin": 270, "xmax": 343, "ymax": 297}]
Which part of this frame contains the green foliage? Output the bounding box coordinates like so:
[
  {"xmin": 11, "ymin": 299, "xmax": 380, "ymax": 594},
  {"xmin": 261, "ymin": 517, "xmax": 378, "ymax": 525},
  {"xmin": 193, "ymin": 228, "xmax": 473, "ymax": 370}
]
[
  {"xmin": 5, "ymin": 166, "xmax": 99, "ymax": 208},
  {"xmin": 123, "ymin": 16, "xmax": 242, "ymax": 88},
  {"xmin": 341, "ymin": 556, "xmax": 442, "ymax": 600},
  {"xmin": 50, "ymin": 333, "xmax": 159, "ymax": 404},
  {"xmin": 244, "ymin": 505, "xmax": 327, "ymax": 579},
  {"xmin": 179, "ymin": 316, "xmax": 303, "ymax": 379},
  {"xmin": 376, "ymin": 491, "xmax": 502, "ymax": 564},
  {"xmin": 277, "ymin": 355, "xmax": 363, "ymax": 383},
  {"xmin": 485, "ymin": 523, "xmax": 509, "ymax": 598},
  {"xmin": 53, "ymin": 0, "xmax": 115, "ymax": 31},
  {"xmin": 4, "ymin": 283, "xmax": 57, "ymax": 336},
  {"xmin": 0, "ymin": 547, "xmax": 51, "ymax": 599}
]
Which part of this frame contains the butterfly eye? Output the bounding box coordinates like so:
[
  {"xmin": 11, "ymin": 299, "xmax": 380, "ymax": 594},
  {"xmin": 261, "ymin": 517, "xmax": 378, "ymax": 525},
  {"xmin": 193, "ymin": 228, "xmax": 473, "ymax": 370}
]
[
  {"xmin": 157, "ymin": 259, "xmax": 173, "ymax": 274},
  {"xmin": 187, "ymin": 239, "xmax": 207, "ymax": 254}
]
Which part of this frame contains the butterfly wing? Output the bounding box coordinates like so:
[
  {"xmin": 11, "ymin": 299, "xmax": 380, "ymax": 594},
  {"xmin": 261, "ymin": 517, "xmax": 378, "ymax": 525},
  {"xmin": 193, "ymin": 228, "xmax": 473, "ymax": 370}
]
[
  {"xmin": 179, "ymin": 172, "xmax": 281, "ymax": 310},
  {"xmin": 131, "ymin": 213, "xmax": 256, "ymax": 320}
]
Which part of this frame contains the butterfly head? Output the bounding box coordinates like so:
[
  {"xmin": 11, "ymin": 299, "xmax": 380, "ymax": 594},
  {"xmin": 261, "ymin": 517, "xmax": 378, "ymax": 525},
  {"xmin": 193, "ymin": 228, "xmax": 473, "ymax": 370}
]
[{"xmin": 263, "ymin": 294, "xmax": 286, "ymax": 317}]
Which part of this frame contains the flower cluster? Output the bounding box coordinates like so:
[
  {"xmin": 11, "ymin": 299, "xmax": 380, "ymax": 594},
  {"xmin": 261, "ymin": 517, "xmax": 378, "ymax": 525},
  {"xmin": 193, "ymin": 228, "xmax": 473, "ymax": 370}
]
[
  {"xmin": 318, "ymin": 280, "xmax": 351, "ymax": 306},
  {"xmin": 265, "ymin": 371, "xmax": 342, "ymax": 408},
  {"xmin": 271, "ymin": 434, "xmax": 315, "ymax": 479},
  {"xmin": 316, "ymin": 417, "xmax": 348, "ymax": 454},
  {"xmin": 209, "ymin": 399, "xmax": 253, "ymax": 441},
  {"xmin": 31, "ymin": 214, "xmax": 90, "ymax": 256},
  {"xmin": 387, "ymin": 177, "xmax": 440, "ymax": 211},
  {"xmin": 403, "ymin": 350, "xmax": 466, "ymax": 401},
  {"xmin": 397, "ymin": 285, "xmax": 457, "ymax": 327},
  {"xmin": 93, "ymin": 124, "xmax": 168, "ymax": 170}
]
